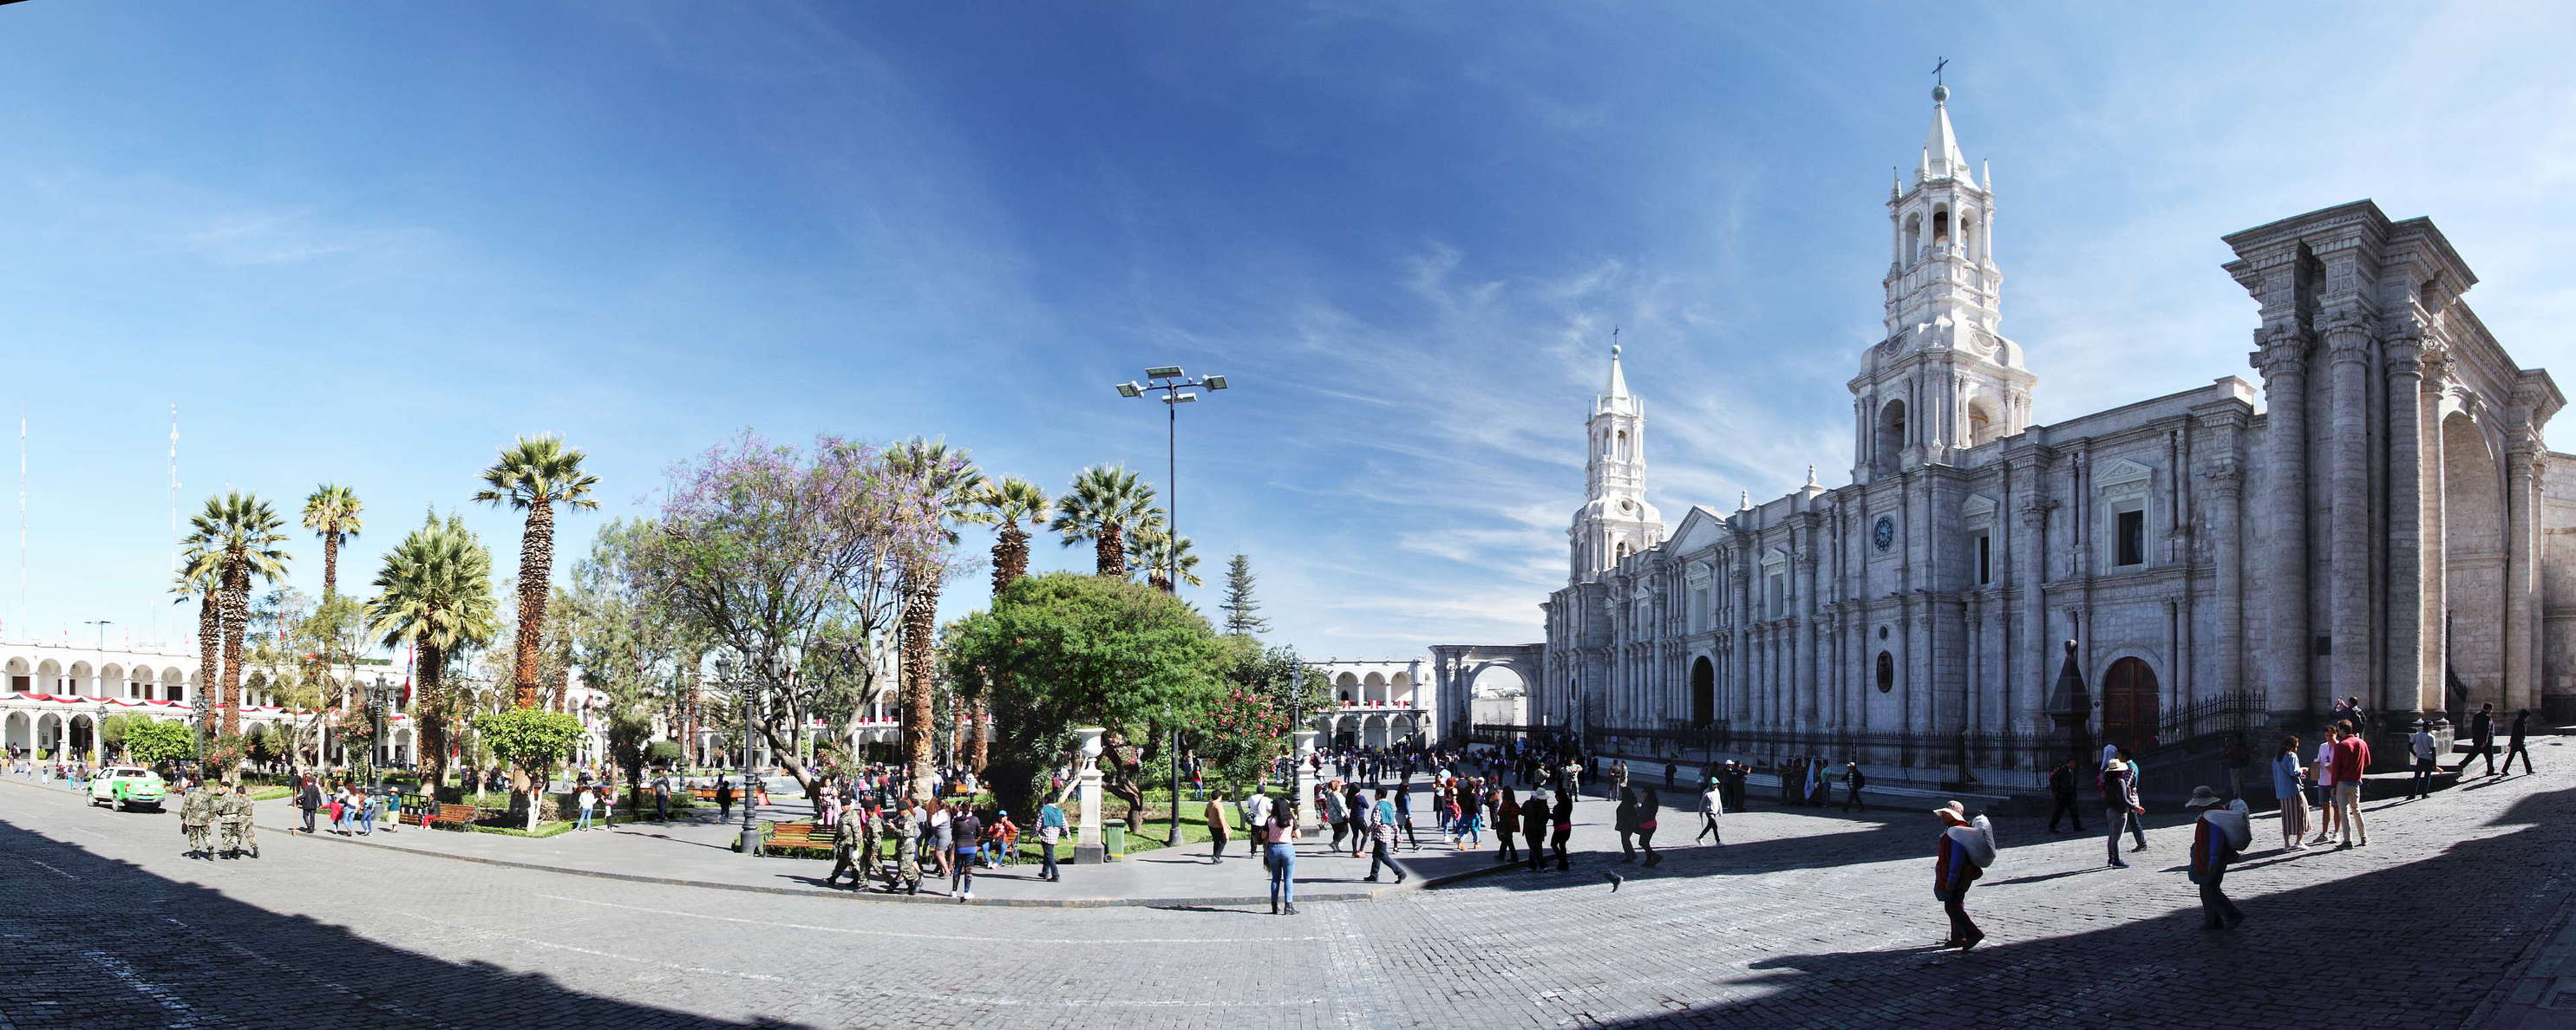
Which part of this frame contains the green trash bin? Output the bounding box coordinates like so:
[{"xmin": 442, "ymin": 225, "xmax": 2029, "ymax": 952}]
[{"xmin": 1102, "ymin": 824, "xmax": 1126, "ymax": 862}]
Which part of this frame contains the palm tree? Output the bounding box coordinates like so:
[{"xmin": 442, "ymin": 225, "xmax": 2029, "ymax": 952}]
[
  {"xmin": 367, "ymin": 511, "xmax": 500, "ymax": 800},
  {"xmin": 1049, "ymin": 465, "xmax": 1156, "ymax": 578},
  {"xmin": 969, "ymin": 477, "xmax": 1048, "ymax": 771},
  {"xmin": 1128, "ymin": 518, "xmax": 1202, "ymax": 594},
  {"xmin": 886, "ymin": 438, "xmax": 988, "ymax": 800},
  {"xmin": 302, "ymin": 484, "xmax": 364, "ymax": 603},
  {"xmin": 185, "ymin": 492, "xmax": 291, "ymax": 738},
  {"xmin": 473, "ymin": 434, "xmax": 599, "ymax": 710}
]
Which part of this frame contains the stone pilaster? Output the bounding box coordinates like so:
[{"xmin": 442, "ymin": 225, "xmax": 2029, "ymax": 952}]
[
  {"xmin": 2420, "ymin": 346, "xmax": 2453, "ymax": 718},
  {"xmin": 2252, "ymin": 327, "xmax": 2312, "ymax": 720},
  {"xmin": 2205, "ymin": 456, "xmax": 2246, "ymax": 699},
  {"xmin": 2383, "ymin": 334, "xmax": 2426, "ymax": 725},
  {"xmin": 2324, "ymin": 312, "xmax": 2374, "ymax": 718},
  {"xmin": 2507, "ymin": 429, "xmax": 2542, "ymax": 711}
]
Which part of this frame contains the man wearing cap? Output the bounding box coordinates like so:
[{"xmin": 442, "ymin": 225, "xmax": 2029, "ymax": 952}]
[
  {"xmin": 2504, "ymin": 708, "xmax": 2535, "ymax": 776},
  {"xmin": 1840, "ymin": 761, "xmax": 1867, "ymax": 813},
  {"xmin": 2187, "ymin": 786, "xmax": 2248, "ymax": 929},
  {"xmin": 1932, "ymin": 800, "xmax": 1993, "ymax": 950}
]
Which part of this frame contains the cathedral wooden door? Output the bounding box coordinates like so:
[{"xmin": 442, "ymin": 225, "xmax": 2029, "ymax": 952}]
[{"xmin": 2101, "ymin": 658, "xmax": 2161, "ymax": 753}]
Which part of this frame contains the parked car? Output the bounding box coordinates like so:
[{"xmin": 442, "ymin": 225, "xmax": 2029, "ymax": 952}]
[{"xmin": 90, "ymin": 766, "xmax": 167, "ymax": 812}]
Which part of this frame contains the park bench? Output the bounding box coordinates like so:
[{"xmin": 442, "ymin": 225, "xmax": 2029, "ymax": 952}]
[
  {"xmin": 689, "ymin": 787, "xmax": 719, "ymax": 803},
  {"xmin": 422, "ymin": 804, "xmax": 483, "ymax": 831},
  {"xmin": 760, "ymin": 821, "xmax": 836, "ymax": 857}
]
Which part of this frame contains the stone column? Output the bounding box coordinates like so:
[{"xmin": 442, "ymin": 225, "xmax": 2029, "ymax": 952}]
[
  {"xmin": 1800, "ymin": 536, "xmax": 1821, "ymax": 731},
  {"xmin": 2015, "ymin": 491, "xmax": 2050, "ymax": 731},
  {"xmin": 2507, "ymin": 433, "xmax": 2541, "ymax": 711},
  {"xmin": 2206, "ymin": 458, "xmax": 2245, "ymax": 699},
  {"xmin": 1291, "ymin": 729, "xmax": 1320, "ymax": 831},
  {"xmin": 2324, "ymin": 316, "xmax": 2373, "ymax": 718},
  {"xmin": 2252, "ymin": 329, "xmax": 2312, "ymax": 720},
  {"xmin": 2420, "ymin": 348, "xmax": 2452, "ymax": 718},
  {"xmin": 1073, "ymin": 727, "xmax": 1106, "ymax": 864},
  {"xmin": 1731, "ymin": 564, "xmax": 1753, "ymax": 725},
  {"xmin": 2383, "ymin": 336, "xmax": 2425, "ymax": 725}
]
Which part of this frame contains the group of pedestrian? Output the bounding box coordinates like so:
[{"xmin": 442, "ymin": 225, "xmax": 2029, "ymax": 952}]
[
  {"xmin": 176, "ymin": 777, "xmax": 258, "ymax": 860},
  {"xmin": 291, "ymin": 775, "xmax": 382, "ymax": 837}
]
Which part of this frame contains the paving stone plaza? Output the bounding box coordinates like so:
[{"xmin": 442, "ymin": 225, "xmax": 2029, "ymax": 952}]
[{"xmin": 3, "ymin": 748, "xmax": 2573, "ymax": 1028}]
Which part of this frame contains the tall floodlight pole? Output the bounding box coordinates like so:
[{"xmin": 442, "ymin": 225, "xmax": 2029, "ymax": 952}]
[{"xmin": 1115, "ymin": 366, "xmax": 1229, "ymax": 846}]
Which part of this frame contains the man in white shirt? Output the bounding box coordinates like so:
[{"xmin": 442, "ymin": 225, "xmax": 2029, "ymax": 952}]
[
  {"xmin": 1239, "ymin": 790, "xmax": 1272, "ymax": 858},
  {"xmin": 2408, "ymin": 721, "xmax": 2440, "ymax": 799}
]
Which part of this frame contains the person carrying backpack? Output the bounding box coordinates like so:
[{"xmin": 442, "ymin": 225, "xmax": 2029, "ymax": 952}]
[
  {"xmin": 1932, "ymin": 800, "xmax": 1995, "ymax": 950},
  {"xmin": 2187, "ymin": 786, "xmax": 2250, "ymax": 929}
]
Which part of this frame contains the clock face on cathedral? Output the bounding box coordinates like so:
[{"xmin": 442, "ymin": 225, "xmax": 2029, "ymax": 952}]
[{"xmin": 1873, "ymin": 516, "xmax": 1896, "ymax": 551}]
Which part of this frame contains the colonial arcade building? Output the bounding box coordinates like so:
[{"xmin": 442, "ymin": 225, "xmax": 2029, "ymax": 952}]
[{"xmin": 1533, "ymin": 87, "xmax": 2576, "ymax": 775}]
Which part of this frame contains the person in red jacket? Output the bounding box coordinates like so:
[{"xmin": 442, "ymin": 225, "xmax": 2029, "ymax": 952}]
[
  {"xmin": 2330, "ymin": 722, "xmax": 2371, "ymax": 848},
  {"xmin": 2187, "ymin": 786, "xmax": 2249, "ymax": 929}
]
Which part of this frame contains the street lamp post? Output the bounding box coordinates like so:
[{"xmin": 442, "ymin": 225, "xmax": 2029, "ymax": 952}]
[
  {"xmin": 736, "ymin": 655, "xmax": 768, "ymax": 857},
  {"xmin": 82, "ymin": 620, "xmax": 113, "ymax": 765},
  {"xmin": 1115, "ymin": 366, "xmax": 1228, "ymax": 848}
]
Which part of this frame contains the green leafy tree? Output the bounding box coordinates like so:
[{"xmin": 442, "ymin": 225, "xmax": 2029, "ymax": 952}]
[
  {"xmin": 475, "ymin": 707, "xmax": 587, "ymax": 829},
  {"xmin": 474, "ymin": 434, "xmax": 600, "ymax": 711},
  {"xmin": 99, "ymin": 713, "xmax": 144, "ymax": 759},
  {"xmin": 945, "ymin": 571, "xmax": 1230, "ymax": 823},
  {"xmin": 1219, "ymin": 554, "xmax": 1268, "ymax": 636},
  {"xmin": 886, "ymin": 438, "xmax": 987, "ymax": 802},
  {"xmin": 125, "ymin": 720, "xmax": 198, "ymax": 768},
  {"xmin": 367, "ymin": 510, "xmax": 501, "ymax": 800},
  {"xmin": 968, "ymin": 477, "xmax": 1049, "ymax": 772}
]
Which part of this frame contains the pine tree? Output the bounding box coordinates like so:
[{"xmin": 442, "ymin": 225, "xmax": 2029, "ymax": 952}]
[{"xmin": 1219, "ymin": 554, "xmax": 1268, "ymax": 636}]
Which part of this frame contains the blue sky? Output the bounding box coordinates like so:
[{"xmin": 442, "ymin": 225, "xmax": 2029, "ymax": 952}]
[{"xmin": 4, "ymin": 3, "xmax": 2574, "ymax": 664}]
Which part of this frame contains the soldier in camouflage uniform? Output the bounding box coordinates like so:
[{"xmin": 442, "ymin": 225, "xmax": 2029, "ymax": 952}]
[
  {"xmin": 823, "ymin": 798, "xmax": 863, "ymax": 889},
  {"xmin": 893, "ymin": 797, "xmax": 923, "ymax": 896},
  {"xmin": 217, "ymin": 784, "xmax": 258, "ymax": 859},
  {"xmin": 179, "ymin": 779, "xmax": 216, "ymax": 860},
  {"xmin": 854, "ymin": 799, "xmax": 883, "ymax": 889}
]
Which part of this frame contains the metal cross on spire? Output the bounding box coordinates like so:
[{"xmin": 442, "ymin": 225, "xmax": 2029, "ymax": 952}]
[{"xmin": 1932, "ymin": 56, "xmax": 1948, "ymax": 86}]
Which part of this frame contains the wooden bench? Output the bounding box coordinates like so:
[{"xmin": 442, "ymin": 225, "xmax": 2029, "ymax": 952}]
[
  {"xmin": 689, "ymin": 787, "xmax": 720, "ymax": 803},
  {"xmin": 761, "ymin": 822, "xmax": 836, "ymax": 857},
  {"xmin": 422, "ymin": 804, "xmax": 482, "ymax": 831}
]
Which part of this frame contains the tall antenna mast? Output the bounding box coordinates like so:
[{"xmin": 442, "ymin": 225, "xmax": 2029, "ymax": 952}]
[
  {"xmin": 168, "ymin": 404, "xmax": 181, "ymax": 649},
  {"xmin": 16, "ymin": 414, "xmax": 25, "ymax": 645}
]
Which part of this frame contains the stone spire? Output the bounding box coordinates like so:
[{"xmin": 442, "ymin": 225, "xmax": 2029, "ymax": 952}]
[
  {"xmin": 1923, "ymin": 83, "xmax": 1966, "ymax": 181},
  {"xmin": 1571, "ymin": 337, "xmax": 1660, "ymax": 583},
  {"xmin": 1605, "ymin": 343, "xmax": 1631, "ymax": 402}
]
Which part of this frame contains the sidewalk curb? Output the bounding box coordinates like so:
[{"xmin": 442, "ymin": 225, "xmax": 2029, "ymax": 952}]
[{"xmin": 1, "ymin": 775, "xmax": 1474, "ymax": 909}]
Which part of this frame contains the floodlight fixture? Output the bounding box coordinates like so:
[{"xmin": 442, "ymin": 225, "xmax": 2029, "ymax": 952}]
[
  {"xmin": 1115, "ymin": 381, "xmax": 1143, "ymax": 398},
  {"xmin": 1166, "ymin": 392, "xmax": 1198, "ymax": 404},
  {"xmin": 1145, "ymin": 365, "xmax": 1185, "ymax": 380},
  {"xmin": 1204, "ymin": 375, "xmax": 1228, "ymax": 390}
]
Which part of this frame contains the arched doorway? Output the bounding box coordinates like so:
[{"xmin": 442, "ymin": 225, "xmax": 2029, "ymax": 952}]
[
  {"xmin": 2102, "ymin": 658, "xmax": 2160, "ymax": 752},
  {"xmin": 1875, "ymin": 400, "xmax": 1908, "ymax": 476},
  {"xmin": 1468, "ymin": 665, "xmax": 1528, "ymax": 727},
  {"xmin": 1690, "ymin": 656, "xmax": 1716, "ymax": 727}
]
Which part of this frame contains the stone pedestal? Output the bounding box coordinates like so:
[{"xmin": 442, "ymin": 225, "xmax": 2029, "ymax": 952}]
[
  {"xmin": 1072, "ymin": 727, "xmax": 1107, "ymax": 864},
  {"xmin": 1291, "ymin": 730, "xmax": 1319, "ymax": 831}
]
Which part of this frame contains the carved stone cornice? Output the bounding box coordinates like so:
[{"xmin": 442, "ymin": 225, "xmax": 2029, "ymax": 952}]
[
  {"xmin": 2249, "ymin": 324, "xmax": 2309, "ymax": 378},
  {"xmin": 2202, "ymin": 457, "xmax": 2244, "ymax": 498}
]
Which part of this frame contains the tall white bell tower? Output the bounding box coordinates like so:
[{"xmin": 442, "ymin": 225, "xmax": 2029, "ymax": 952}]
[{"xmin": 1571, "ymin": 344, "xmax": 1664, "ymax": 583}]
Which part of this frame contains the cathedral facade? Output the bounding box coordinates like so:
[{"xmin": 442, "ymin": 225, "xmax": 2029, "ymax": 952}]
[{"xmin": 1532, "ymin": 87, "xmax": 2576, "ymax": 774}]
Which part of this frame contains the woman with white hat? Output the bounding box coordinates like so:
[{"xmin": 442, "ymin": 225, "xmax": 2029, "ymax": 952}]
[{"xmin": 1932, "ymin": 800, "xmax": 1995, "ymax": 950}]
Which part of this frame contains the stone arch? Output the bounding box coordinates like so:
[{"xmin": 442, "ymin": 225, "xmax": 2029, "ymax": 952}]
[
  {"xmin": 1363, "ymin": 671, "xmax": 1388, "ymax": 706},
  {"xmin": 1904, "ymin": 211, "xmax": 1923, "ymax": 262},
  {"xmin": 3, "ymin": 655, "xmax": 28, "ymax": 693},
  {"xmin": 1389, "ymin": 670, "xmax": 1415, "ymax": 707},
  {"xmin": 36, "ymin": 659, "xmax": 61, "ymax": 694},
  {"xmin": 34, "ymin": 712, "xmax": 61, "ymax": 758},
  {"xmin": 67, "ymin": 713, "xmax": 97, "ymax": 761},
  {"xmin": 1931, "ymin": 202, "xmax": 1952, "ymax": 248},
  {"xmin": 1335, "ymin": 671, "xmax": 1359, "ymax": 707},
  {"xmin": 1874, "ymin": 398, "xmax": 1907, "ymax": 476},
  {"xmin": 161, "ymin": 668, "xmax": 185, "ymax": 702},
  {"xmin": 2, "ymin": 710, "xmax": 28, "ymax": 753},
  {"xmin": 68, "ymin": 662, "xmax": 94, "ymax": 697},
  {"xmin": 1958, "ymin": 207, "xmax": 1978, "ymax": 259},
  {"xmin": 2442, "ymin": 411, "xmax": 2507, "ymax": 717}
]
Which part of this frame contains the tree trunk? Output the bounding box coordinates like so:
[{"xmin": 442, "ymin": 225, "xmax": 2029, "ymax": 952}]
[
  {"xmin": 196, "ymin": 595, "xmax": 219, "ymax": 716},
  {"xmin": 321, "ymin": 531, "xmax": 340, "ymax": 603},
  {"xmin": 1095, "ymin": 522, "xmax": 1125, "ymax": 577},
  {"xmin": 900, "ymin": 569, "xmax": 940, "ymax": 802},
  {"xmin": 512, "ymin": 499, "xmax": 555, "ymax": 709},
  {"xmin": 219, "ymin": 561, "xmax": 249, "ymax": 738},
  {"xmin": 418, "ymin": 642, "xmax": 448, "ymax": 802}
]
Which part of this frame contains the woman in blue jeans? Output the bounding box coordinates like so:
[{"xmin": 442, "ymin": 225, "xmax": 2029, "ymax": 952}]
[{"xmin": 1262, "ymin": 800, "xmax": 1298, "ymax": 916}]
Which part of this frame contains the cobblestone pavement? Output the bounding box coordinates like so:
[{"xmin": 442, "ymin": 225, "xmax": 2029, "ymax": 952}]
[{"xmin": 3, "ymin": 747, "xmax": 2572, "ymax": 1028}]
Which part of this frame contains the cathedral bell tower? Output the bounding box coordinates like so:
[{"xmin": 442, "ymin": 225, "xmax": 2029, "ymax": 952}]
[
  {"xmin": 1849, "ymin": 82, "xmax": 2037, "ymax": 484},
  {"xmin": 1571, "ymin": 343, "xmax": 1664, "ymax": 584}
]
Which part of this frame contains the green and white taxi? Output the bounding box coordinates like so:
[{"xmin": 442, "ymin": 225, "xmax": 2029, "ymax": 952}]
[{"xmin": 90, "ymin": 766, "xmax": 167, "ymax": 812}]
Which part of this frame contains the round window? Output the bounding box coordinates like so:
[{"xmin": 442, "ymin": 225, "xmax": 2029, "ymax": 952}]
[{"xmin": 1875, "ymin": 651, "xmax": 1896, "ymax": 694}]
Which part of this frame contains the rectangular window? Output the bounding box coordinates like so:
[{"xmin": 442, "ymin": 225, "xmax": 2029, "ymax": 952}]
[
  {"xmin": 5, "ymin": 675, "xmax": 22, "ymax": 693},
  {"xmin": 1977, "ymin": 534, "xmax": 1992, "ymax": 584},
  {"xmin": 2115, "ymin": 510, "xmax": 2145, "ymax": 566},
  {"xmin": 1769, "ymin": 574, "xmax": 1787, "ymax": 617}
]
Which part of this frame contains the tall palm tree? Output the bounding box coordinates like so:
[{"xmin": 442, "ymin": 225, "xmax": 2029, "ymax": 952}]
[
  {"xmin": 1128, "ymin": 518, "xmax": 1202, "ymax": 594},
  {"xmin": 186, "ymin": 492, "xmax": 291, "ymax": 738},
  {"xmin": 887, "ymin": 438, "xmax": 989, "ymax": 800},
  {"xmin": 367, "ymin": 511, "xmax": 500, "ymax": 800},
  {"xmin": 302, "ymin": 484, "xmax": 365, "ymax": 603},
  {"xmin": 969, "ymin": 477, "xmax": 1048, "ymax": 771},
  {"xmin": 473, "ymin": 434, "xmax": 599, "ymax": 710},
  {"xmin": 1049, "ymin": 465, "xmax": 1156, "ymax": 578}
]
